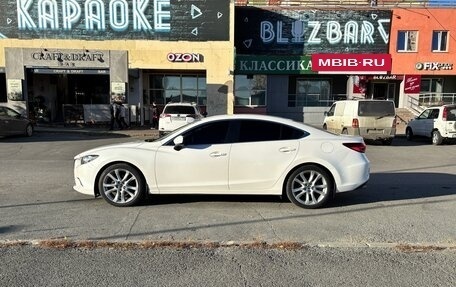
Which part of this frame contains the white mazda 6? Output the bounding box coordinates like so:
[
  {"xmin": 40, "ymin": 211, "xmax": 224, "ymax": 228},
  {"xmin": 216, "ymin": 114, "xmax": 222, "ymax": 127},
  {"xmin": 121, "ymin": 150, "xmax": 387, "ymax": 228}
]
[{"xmin": 74, "ymin": 114, "xmax": 370, "ymax": 209}]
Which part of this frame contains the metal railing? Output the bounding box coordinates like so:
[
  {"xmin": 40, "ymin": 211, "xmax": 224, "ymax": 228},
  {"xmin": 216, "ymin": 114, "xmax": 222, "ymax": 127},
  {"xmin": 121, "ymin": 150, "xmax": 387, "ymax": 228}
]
[
  {"xmin": 288, "ymin": 93, "xmax": 346, "ymax": 107},
  {"xmin": 405, "ymin": 93, "xmax": 456, "ymax": 117},
  {"xmin": 419, "ymin": 93, "xmax": 456, "ymax": 106}
]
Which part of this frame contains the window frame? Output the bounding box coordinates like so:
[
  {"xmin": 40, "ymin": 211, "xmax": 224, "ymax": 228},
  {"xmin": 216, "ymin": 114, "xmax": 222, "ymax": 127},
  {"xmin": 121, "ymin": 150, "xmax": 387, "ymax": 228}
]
[
  {"xmin": 234, "ymin": 75, "xmax": 267, "ymax": 107},
  {"xmin": 397, "ymin": 30, "xmax": 418, "ymax": 52},
  {"xmin": 431, "ymin": 30, "xmax": 448, "ymax": 52},
  {"xmin": 147, "ymin": 73, "xmax": 207, "ymax": 106}
]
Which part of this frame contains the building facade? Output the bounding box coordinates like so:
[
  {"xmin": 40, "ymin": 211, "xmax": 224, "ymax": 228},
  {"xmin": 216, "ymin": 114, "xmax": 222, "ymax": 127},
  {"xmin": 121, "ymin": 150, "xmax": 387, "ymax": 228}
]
[
  {"xmin": 0, "ymin": 0, "xmax": 234, "ymax": 125},
  {"xmin": 1, "ymin": 1, "xmax": 456, "ymax": 126}
]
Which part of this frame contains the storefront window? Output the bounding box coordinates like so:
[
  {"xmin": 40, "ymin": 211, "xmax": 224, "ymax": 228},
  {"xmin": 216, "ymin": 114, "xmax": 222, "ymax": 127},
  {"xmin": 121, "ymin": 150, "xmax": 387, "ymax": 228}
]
[
  {"xmin": 289, "ymin": 79, "xmax": 331, "ymax": 107},
  {"xmin": 148, "ymin": 74, "xmax": 206, "ymax": 105},
  {"xmin": 234, "ymin": 75, "xmax": 267, "ymax": 106}
]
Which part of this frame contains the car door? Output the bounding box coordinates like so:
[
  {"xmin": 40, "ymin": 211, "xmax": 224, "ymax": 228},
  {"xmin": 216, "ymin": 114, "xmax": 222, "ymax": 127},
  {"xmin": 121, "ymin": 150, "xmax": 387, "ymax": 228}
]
[
  {"xmin": 413, "ymin": 109, "xmax": 431, "ymax": 136},
  {"xmin": 424, "ymin": 108, "xmax": 439, "ymax": 137},
  {"xmin": 324, "ymin": 104, "xmax": 336, "ymax": 133},
  {"xmin": 0, "ymin": 107, "xmax": 9, "ymax": 136},
  {"xmin": 228, "ymin": 119, "xmax": 302, "ymax": 192},
  {"xmin": 155, "ymin": 120, "xmax": 232, "ymax": 193},
  {"xmin": 0, "ymin": 107, "xmax": 22, "ymax": 135}
]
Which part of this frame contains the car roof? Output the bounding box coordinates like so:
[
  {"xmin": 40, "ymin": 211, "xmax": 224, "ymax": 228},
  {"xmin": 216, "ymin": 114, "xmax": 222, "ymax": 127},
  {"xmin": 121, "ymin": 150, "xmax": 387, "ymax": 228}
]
[
  {"xmin": 198, "ymin": 114, "xmax": 322, "ymax": 131},
  {"xmin": 164, "ymin": 102, "xmax": 197, "ymax": 106}
]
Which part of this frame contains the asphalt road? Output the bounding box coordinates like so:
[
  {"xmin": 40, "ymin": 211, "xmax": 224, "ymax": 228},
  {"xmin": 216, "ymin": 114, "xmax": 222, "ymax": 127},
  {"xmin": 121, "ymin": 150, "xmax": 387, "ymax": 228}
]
[{"xmin": 1, "ymin": 132, "xmax": 455, "ymax": 286}]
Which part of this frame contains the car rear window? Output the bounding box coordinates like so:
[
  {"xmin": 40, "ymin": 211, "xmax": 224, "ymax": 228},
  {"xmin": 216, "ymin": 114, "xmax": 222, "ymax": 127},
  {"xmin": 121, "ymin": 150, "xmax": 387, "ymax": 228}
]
[
  {"xmin": 447, "ymin": 107, "xmax": 456, "ymax": 121},
  {"xmin": 358, "ymin": 101, "xmax": 395, "ymax": 117},
  {"xmin": 164, "ymin": 106, "xmax": 195, "ymax": 114}
]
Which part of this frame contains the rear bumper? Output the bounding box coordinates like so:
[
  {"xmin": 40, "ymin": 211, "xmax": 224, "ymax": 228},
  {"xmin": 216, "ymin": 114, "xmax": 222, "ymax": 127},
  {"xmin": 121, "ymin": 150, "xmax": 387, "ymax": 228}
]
[{"xmin": 359, "ymin": 127, "xmax": 396, "ymax": 140}]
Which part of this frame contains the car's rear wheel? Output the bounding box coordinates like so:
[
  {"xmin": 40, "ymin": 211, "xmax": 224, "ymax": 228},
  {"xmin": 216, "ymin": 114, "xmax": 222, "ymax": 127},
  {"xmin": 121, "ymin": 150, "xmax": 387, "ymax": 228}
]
[
  {"xmin": 98, "ymin": 163, "xmax": 145, "ymax": 207},
  {"xmin": 286, "ymin": 165, "xmax": 333, "ymax": 209},
  {"xmin": 405, "ymin": 128, "xmax": 413, "ymax": 141},
  {"xmin": 432, "ymin": 130, "xmax": 443, "ymax": 145},
  {"xmin": 25, "ymin": 124, "xmax": 33, "ymax": 137}
]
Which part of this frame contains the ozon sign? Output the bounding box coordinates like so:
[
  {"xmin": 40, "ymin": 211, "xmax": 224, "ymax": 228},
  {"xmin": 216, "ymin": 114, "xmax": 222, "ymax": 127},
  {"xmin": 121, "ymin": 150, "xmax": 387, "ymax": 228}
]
[{"xmin": 167, "ymin": 53, "xmax": 204, "ymax": 63}]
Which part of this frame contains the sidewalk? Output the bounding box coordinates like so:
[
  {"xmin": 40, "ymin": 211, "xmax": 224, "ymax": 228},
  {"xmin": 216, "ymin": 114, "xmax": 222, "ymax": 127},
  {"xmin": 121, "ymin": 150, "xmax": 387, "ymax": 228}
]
[{"xmin": 34, "ymin": 123, "xmax": 160, "ymax": 138}]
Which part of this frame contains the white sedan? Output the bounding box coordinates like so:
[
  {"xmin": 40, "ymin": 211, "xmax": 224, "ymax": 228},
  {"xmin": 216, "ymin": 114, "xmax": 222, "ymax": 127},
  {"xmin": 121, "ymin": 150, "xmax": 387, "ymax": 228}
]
[{"xmin": 74, "ymin": 114, "xmax": 370, "ymax": 209}]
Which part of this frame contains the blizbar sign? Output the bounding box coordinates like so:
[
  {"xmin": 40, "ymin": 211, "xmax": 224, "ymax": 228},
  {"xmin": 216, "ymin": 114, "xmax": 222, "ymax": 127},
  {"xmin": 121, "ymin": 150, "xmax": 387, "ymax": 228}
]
[
  {"xmin": 167, "ymin": 53, "xmax": 204, "ymax": 63},
  {"xmin": 312, "ymin": 54, "xmax": 391, "ymax": 74}
]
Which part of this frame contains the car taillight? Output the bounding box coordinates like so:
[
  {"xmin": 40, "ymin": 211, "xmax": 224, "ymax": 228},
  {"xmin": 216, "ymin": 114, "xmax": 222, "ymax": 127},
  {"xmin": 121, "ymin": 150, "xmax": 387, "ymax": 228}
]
[
  {"xmin": 442, "ymin": 107, "xmax": 448, "ymax": 121},
  {"xmin": 343, "ymin": 142, "xmax": 366, "ymax": 153},
  {"xmin": 392, "ymin": 117, "xmax": 397, "ymax": 127},
  {"xmin": 352, "ymin": 118, "xmax": 359, "ymax": 128}
]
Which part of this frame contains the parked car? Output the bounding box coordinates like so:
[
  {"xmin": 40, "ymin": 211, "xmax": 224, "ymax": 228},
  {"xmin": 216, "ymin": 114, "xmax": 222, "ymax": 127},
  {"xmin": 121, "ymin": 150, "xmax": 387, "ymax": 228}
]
[
  {"xmin": 0, "ymin": 106, "xmax": 34, "ymax": 137},
  {"xmin": 405, "ymin": 104, "xmax": 456, "ymax": 145},
  {"xmin": 158, "ymin": 102, "xmax": 206, "ymax": 136},
  {"xmin": 74, "ymin": 114, "xmax": 370, "ymax": 209},
  {"xmin": 323, "ymin": 99, "xmax": 396, "ymax": 145}
]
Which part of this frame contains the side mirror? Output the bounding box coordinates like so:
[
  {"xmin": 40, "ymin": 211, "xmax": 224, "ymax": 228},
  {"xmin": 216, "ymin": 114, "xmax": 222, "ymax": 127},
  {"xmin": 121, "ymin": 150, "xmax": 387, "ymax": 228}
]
[
  {"xmin": 173, "ymin": 135, "xmax": 184, "ymax": 151},
  {"xmin": 324, "ymin": 111, "xmax": 328, "ymax": 116}
]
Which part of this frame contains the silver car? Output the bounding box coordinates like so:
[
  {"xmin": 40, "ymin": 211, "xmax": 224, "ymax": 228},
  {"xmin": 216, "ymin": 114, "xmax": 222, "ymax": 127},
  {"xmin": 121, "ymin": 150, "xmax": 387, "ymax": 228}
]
[{"xmin": 0, "ymin": 106, "xmax": 34, "ymax": 137}]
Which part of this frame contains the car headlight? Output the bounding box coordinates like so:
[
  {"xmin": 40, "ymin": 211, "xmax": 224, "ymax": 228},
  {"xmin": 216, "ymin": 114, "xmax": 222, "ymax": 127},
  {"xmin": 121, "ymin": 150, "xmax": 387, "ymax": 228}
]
[{"xmin": 80, "ymin": 155, "xmax": 99, "ymax": 165}]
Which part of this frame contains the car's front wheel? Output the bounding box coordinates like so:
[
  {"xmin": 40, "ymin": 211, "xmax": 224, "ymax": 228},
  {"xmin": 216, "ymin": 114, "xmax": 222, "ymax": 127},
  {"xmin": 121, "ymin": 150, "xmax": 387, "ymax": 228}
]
[
  {"xmin": 286, "ymin": 165, "xmax": 333, "ymax": 209},
  {"xmin": 432, "ymin": 130, "xmax": 443, "ymax": 145},
  {"xmin": 98, "ymin": 163, "xmax": 145, "ymax": 207},
  {"xmin": 25, "ymin": 124, "xmax": 33, "ymax": 137}
]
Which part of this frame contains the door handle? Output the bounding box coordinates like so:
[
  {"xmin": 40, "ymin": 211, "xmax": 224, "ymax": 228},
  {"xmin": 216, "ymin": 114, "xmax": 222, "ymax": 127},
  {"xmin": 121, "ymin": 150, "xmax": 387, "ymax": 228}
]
[
  {"xmin": 210, "ymin": 152, "xmax": 227, "ymax": 157},
  {"xmin": 279, "ymin": 147, "xmax": 296, "ymax": 153}
]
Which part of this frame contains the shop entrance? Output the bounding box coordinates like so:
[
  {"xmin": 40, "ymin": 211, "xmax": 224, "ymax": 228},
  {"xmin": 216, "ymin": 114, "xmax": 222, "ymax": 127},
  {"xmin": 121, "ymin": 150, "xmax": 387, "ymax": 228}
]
[
  {"xmin": 370, "ymin": 82, "xmax": 399, "ymax": 107},
  {"xmin": 27, "ymin": 70, "xmax": 109, "ymax": 123}
]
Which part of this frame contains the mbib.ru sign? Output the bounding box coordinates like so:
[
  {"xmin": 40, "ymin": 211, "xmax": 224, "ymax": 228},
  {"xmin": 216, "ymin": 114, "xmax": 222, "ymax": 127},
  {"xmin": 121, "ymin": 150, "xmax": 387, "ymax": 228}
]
[{"xmin": 312, "ymin": 54, "xmax": 391, "ymax": 74}]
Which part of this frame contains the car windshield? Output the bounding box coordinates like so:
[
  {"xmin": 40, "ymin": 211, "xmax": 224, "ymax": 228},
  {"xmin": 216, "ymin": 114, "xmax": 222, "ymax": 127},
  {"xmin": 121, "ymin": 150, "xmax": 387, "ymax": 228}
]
[
  {"xmin": 164, "ymin": 106, "xmax": 195, "ymax": 114},
  {"xmin": 358, "ymin": 101, "xmax": 395, "ymax": 117}
]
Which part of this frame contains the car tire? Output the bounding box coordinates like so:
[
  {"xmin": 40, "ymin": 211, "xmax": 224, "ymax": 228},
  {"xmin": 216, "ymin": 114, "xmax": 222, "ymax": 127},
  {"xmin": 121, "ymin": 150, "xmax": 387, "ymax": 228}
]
[
  {"xmin": 25, "ymin": 124, "xmax": 33, "ymax": 137},
  {"xmin": 323, "ymin": 124, "xmax": 327, "ymax": 130},
  {"xmin": 432, "ymin": 130, "xmax": 443, "ymax": 145},
  {"xmin": 286, "ymin": 165, "xmax": 333, "ymax": 209},
  {"xmin": 341, "ymin": 129, "xmax": 348, "ymax": 135},
  {"xmin": 405, "ymin": 128, "xmax": 413, "ymax": 141},
  {"xmin": 98, "ymin": 163, "xmax": 145, "ymax": 207}
]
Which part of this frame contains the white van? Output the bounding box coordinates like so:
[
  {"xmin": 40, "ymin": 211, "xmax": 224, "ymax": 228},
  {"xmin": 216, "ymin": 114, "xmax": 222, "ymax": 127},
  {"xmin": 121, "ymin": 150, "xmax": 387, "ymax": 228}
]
[{"xmin": 323, "ymin": 100, "xmax": 396, "ymax": 144}]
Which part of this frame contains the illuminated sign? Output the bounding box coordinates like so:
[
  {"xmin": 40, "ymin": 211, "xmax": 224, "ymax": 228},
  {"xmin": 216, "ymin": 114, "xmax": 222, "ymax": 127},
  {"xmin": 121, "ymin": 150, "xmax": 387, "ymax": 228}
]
[
  {"xmin": 236, "ymin": 55, "xmax": 314, "ymax": 74},
  {"xmin": 235, "ymin": 8, "xmax": 392, "ymax": 54},
  {"xmin": 312, "ymin": 54, "xmax": 391, "ymax": 74},
  {"xmin": 415, "ymin": 62, "xmax": 453, "ymax": 71},
  {"xmin": 0, "ymin": 0, "xmax": 229, "ymax": 41},
  {"xmin": 167, "ymin": 53, "xmax": 204, "ymax": 63}
]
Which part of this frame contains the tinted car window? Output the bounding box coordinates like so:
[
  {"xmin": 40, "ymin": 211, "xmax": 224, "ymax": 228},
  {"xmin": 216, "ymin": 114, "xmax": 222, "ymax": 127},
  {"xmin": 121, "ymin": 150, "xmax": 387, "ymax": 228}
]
[
  {"xmin": 164, "ymin": 106, "xmax": 196, "ymax": 114},
  {"xmin": 358, "ymin": 101, "xmax": 395, "ymax": 116},
  {"xmin": 0, "ymin": 107, "xmax": 19, "ymax": 118},
  {"xmin": 447, "ymin": 107, "xmax": 456, "ymax": 121},
  {"xmin": 237, "ymin": 120, "xmax": 305, "ymax": 142},
  {"xmin": 183, "ymin": 121, "xmax": 230, "ymax": 145}
]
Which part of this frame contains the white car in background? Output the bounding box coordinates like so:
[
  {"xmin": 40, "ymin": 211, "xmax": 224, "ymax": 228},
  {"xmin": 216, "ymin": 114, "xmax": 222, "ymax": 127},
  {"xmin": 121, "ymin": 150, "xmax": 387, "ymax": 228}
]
[
  {"xmin": 73, "ymin": 114, "xmax": 370, "ymax": 209},
  {"xmin": 406, "ymin": 104, "xmax": 456, "ymax": 145},
  {"xmin": 158, "ymin": 102, "xmax": 205, "ymax": 136}
]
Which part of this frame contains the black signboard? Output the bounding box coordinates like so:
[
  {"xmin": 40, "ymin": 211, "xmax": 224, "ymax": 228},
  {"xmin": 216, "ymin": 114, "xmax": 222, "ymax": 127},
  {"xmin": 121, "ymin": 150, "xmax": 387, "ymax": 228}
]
[
  {"xmin": 0, "ymin": 0, "xmax": 229, "ymax": 41},
  {"xmin": 235, "ymin": 7, "xmax": 392, "ymax": 55}
]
